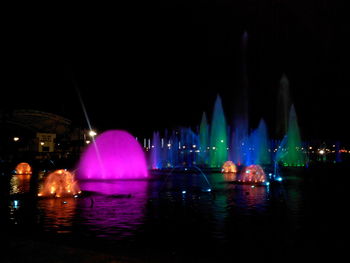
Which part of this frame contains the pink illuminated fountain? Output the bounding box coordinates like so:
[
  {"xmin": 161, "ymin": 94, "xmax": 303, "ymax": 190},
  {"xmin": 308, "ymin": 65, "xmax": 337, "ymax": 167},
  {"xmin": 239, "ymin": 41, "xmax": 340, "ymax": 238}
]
[
  {"xmin": 77, "ymin": 130, "xmax": 148, "ymax": 180},
  {"xmin": 239, "ymin": 165, "xmax": 266, "ymax": 183},
  {"xmin": 38, "ymin": 169, "xmax": 81, "ymax": 197}
]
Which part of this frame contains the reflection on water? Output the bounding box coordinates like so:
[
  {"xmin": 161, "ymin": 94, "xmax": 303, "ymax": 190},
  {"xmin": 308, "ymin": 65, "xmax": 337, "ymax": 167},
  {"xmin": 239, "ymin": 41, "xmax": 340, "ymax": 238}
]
[
  {"xmin": 77, "ymin": 180, "xmax": 149, "ymax": 239},
  {"xmin": 222, "ymin": 172, "xmax": 237, "ymax": 182},
  {"xmin": 10, "ymin": 174, "xmax": 31, "ymax": 194},
  {"xmin": 2, "ymin": 167, "xmax": 346, "ymax": 261},
  {"xmin": 38, "ymin": 198, "xmax": 77, "ymax": 233}
]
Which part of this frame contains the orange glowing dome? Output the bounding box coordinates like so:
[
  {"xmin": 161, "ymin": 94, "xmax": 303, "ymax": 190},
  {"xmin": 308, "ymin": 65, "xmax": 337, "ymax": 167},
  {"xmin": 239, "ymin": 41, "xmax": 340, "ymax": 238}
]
[
  {"xmin": 38, "ymin": 169, "xmax": 81, "ymax": 198},
  {"xmin": 240, "ymin": 165, "xmax": 266, "ymax": 183},
  {"xmin": 222, "ymin": 161, "xmax": 237, "ymax": 173},
  {"xmin": 15, "ymin": 162, "xmax": 32, "ymax": 175}
]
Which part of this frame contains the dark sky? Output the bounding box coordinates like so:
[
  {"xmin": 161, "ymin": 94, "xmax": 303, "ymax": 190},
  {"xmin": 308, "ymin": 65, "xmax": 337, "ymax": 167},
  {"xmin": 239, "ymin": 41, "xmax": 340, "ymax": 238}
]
[{"xmin": 2, "ymin": 1, "xmax": 347, "ymax": 142}]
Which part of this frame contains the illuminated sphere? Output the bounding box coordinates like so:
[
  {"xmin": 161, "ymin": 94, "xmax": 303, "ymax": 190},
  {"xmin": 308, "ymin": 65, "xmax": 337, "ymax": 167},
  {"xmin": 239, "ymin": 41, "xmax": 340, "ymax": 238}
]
[
  {"xmin": 222, "ymin": 161, "xmax": 237, "ymax": 173},
  {"xmin": 77, "ymin": 130, "xmax": 148, "ymax": 180},
  {"xmin": 15, "ymin": 162, "xmax": 32, "ymax": 175}
]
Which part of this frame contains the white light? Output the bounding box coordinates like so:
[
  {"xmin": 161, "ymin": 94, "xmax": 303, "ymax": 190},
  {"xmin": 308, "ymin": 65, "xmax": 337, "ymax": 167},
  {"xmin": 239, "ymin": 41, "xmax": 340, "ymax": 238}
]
[
  {"xmin": 276, "ymin": 177, "xmax": 283, "ymax": 182},
  {"xmin": 319, "ymin": 150, "xmax": 325, "ymax": 155},
  {"xmin": 182, "ymin": 190, "xmax": 186, "ymax": 194},
  {"xmin": 86, "ymin": 140, "xmax": 91, "ymax": 144},
  {"xmin": 220, "ymin": 140, "xmax": 224, "ymax": 143},
  {"xmin": 192, "ymin": 145, "xmax": 196, "ymax": 148},
  {"xmin": 89, "ymin": 130, "xmax": 97, "ymax": 137},
  {"xmin": 265, "ymin": 182, "xmax": 270, "ymax": 186},
  {"xmin": 40, "ymin": 142, "xmax": 44, "ymax": 146},
  {"xmin": 13, "ymin": 137, "xmax": 19, "ymax": 142}
]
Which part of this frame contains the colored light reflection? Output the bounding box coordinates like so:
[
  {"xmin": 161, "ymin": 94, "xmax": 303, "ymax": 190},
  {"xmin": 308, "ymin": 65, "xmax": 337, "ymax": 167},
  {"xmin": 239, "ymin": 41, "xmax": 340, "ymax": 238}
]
[
  {"xmin": 78, "ymin": 130, "xmax": 148, "ymax": 180},
  {"xmin": 38, "ymin": 197, "xmax": 77, "ymax": 233},
  {"xmin": 78, "ymin": 180, "xmax": 148, "ymax": 239},
  {"xmin": 10, "ymin": 174, "xmax": 31, "ymax": 194}
]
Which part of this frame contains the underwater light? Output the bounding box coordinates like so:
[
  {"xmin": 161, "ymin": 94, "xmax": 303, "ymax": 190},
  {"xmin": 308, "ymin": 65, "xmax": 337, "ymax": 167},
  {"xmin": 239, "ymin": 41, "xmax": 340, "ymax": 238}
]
[{"xmin": 276, "ymin": 177, "xmax": 283, "ymax": 182}]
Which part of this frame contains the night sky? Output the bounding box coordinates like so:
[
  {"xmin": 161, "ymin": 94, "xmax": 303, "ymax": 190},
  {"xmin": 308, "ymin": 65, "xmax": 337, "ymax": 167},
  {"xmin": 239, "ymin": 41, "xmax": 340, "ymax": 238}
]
[{"xmin": 2, "ymin": 1, "xmax": 347, "ymax": 142}]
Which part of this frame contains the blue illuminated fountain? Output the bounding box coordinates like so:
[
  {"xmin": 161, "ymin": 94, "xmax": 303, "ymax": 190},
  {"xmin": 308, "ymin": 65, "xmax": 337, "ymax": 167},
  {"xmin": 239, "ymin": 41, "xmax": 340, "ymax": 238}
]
[{"xmin": 146, "ymin": 31, "xmax": 307, "ymax": 180}]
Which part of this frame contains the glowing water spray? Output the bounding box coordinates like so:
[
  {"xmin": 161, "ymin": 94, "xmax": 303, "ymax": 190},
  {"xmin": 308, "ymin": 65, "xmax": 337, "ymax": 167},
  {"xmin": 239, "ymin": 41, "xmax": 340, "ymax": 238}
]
[
  {"xmin": 15, "ymin": 162, "xmax": 32, "ymax": 175},
  {"xmin": 239, "ymin": 165, "xmax": 266, "ymax": 183},
  {"xmin": 78, "ymin": 130, "xmax": 148, "ymax": 180},
  {"xmin": 38, "ymin": 169, "xmax": 81, "ymax": 197}
]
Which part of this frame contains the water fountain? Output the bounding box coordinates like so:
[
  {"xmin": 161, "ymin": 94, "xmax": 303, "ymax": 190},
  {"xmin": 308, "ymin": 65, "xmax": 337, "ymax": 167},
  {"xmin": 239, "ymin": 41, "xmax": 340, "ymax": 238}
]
[
  {"xmin": 276, "ymin": 74, "xmax": 292, "ymax": 139},
  {"xmin": 15, "ymin": 162, "xmax": 32, "ymax": 175},
  {"xmin": 199, "ymin": 112, "xmax": 209, "ymax": 166},
  {"xmin": 279, "ymin": 105, "xmax": 306, "ymax": 166},
  {"xmin": 222, "ymin": 161, "xmax": 237, "ymax": 181},
  {"xmin": 239, "ymin": 165, "xmax": 266, "ymax": 183},
  {"xmin": 150, "ymin": 131, "xmax": 161, "ymax": 169},
  {"xmin": 222, "ymin": 161, "xmax": 237, "ymax": 173},
  {"xmin": 77, "ymin": 130, "xmax": 148, "ymax": 179},
  {"xmin": 210, "ymin": 95, "xmax": 228, "ymax": 168},
  {"xmin": 160, "ymin": 165, "xmax": 213, "ymax": 196},
  {"xmin": 38, "ymin": 169, "xmax": 81, "ymax": 197},
  {"xmin": 248, "ymin": 119, "xmax": 271, "ymax": 165}
]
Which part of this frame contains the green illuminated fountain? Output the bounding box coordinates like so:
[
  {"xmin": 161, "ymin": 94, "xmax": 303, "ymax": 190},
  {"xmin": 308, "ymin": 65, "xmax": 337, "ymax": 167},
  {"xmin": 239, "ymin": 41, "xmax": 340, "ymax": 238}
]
[
  {"xmin": 210, "ymin": 95, "xmax": 228, "ymax": 168},
  {"xmin": 281, "ymin": 105, "xmax": 306, "ymax": 166}
]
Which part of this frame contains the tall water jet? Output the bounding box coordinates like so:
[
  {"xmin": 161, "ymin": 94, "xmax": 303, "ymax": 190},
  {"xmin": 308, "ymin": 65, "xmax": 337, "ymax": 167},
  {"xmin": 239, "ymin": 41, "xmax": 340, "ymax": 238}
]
[
  {"xmin": 77, "ymin": 130, "xmax": 148, "ymax": 179},
  {"xmin": 282, "ymin": 105, "xmax": 306, "ymax": 166},
  {"xmin": 199, "ymin": 112, "xmax": 209, "ymax": 166},
  {"xmin": 210, "ymin": 95, "xmax": 228, "ymax": 168},
  {"xmin": 150, "ymin": 131, "xmax": 161, "ymax": 169},
  {"xmin": 249, "ymin": 119, "xmax": 271, "ymax": 165},
  {"xmin": 276, "ymin": 74, "xmax": 292, "ymax": 139},
  {"xmin": 167, "ymin": 131, "xmax": 179, "ymax": 168},
  {"xmin": 231, "ymin": 31, "xmax": 250, "ymax": 165},
  {"xmin": 179, "ymin": 127, "xmax": 199, "ymax": 166}
]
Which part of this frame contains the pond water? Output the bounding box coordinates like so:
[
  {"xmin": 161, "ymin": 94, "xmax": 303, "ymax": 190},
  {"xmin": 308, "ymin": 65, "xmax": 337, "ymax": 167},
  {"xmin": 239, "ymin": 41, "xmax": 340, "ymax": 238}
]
[{"xmin": 1, "ymin": 165, "xmax": 347, "ymax": 262}]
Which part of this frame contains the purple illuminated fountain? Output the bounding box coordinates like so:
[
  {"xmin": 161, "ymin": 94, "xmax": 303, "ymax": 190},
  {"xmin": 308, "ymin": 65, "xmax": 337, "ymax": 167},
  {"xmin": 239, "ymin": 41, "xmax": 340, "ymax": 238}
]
[{"xmin": 77, "ymin": 130, "xmax": 148, "ymax": 180}]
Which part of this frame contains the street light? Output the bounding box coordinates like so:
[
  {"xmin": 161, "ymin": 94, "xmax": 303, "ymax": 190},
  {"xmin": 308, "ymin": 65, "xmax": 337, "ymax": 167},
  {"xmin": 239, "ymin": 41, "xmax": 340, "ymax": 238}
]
[
  {"xmin": 88, "ymin": 130, "xmax": 97, "ymax": 137},
  {"xmin": 13, "ymin": 137, "xmax": 20, "ymax": 142}
]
